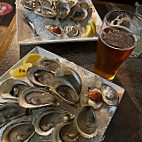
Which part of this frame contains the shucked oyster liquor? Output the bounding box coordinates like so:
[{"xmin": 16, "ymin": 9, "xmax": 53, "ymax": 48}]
[
  {"xmin": 33, "ymin": 109, "xmax": 74, "ymax": 136},
  {"xmin": 18, "ymin": 87, "xmax": 58, "ymax": 108},
  {"xmin": 1, "ymin": 121, "xmax": 35, "ymax": 142},
  {"xmin": 27, "ymin": 66, "xmax": 54, "ymax": 87},
  {"xmin": 0, "ymin": 78, "xmax": 30, "ymax": 100},
  {"xmin": 0, "ymin": 103, "xmax": 27, "ymax": 128},
  {"xmin": 75, "ymin": 106, "xmax": 97, "ymax": 138}
]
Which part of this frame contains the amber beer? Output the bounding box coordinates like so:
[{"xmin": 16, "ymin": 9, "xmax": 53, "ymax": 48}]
[{"xmin": 94, "ymin": 27, "xmax": 136, "ymax": 81}]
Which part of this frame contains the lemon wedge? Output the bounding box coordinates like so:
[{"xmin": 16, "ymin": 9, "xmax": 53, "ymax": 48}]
[
  {"xmin": 10, "ymin": 63, "xmax": 32, "ymax": 78},
  {"xmin": 86, "ymin": 24, "xmax": 93, "ymax": 37},
  {"xmin": 88, "ymin": 21, "xmax": 96, "ymax": 34},
  {"xmin": 23, "ymin": 53, "xmax": 42, "ymax": 65}
]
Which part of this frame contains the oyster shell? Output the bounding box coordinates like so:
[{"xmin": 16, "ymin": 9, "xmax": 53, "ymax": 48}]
[
  {"xmin": 34, "ymin": 6, "xmax": 56, "ymax": 18},
  {"xmin": 101, "ymin": 85, "xmax": 119, "ymax": 106},
  {"xmin": 18, "ymin": 87, "xmax": 58, "ymax": 108},
  {"xmin": 66, "ymin": 0, "xmax": 78, "ymax": 8},
  {"xmin": 21, "ymin": 0, "xmax": 41, "ymax": 11},
  {"xmin": 64, "ymin": 25, "xmax": 79, "ymax": 37},
  {"xmin": 0, "ymin": 103, "xmax": 27, "ymax": 128},
  {"xmin": 52, "ymin": 121, "xmax": 80, "ymax": 142},
  {"xmin": 88, "ymin": 88, "xmax": 103, "ymax": 110},
  {"xmin": 33, "ymin": 109, "xmax": 74, "ymax": 136},
  {"xmin": 75, "ymin": 106, "xmax": 97, "ymax": 138},
  {"xmin": 55, "ymin": 67, "xmax": 82, "ymax": 95},
  {"xmin": 1, "ymin": 121, "xmax": 35, "ymax": 142},
  {"xmin": 39, "ymin": 0, "xmax": 52, "ymax": 8},
  {"xmin": 50, "ymin": 77, "xmax": 79, "ymax": 105},
  {"xmin": 70, "ymin": 5, "xmax": 88, "ymax": 22},
  {"xmin": 56, "ymin": 1, "xmax": 70, "ymax": 21},
  {"xmin": 77, "ymin": 0, "xmax": 90, "ymax": 10},
  {"xmin": 27, "ymin": 66, "xmax": 54, "ymax": 87},
  {"xmin": 0, "ymin": 78, "xmax": 30, "ymax": 99},
  {"xmin": 38, "ymin": 57, "xmax": 62, "ymax": 73}
]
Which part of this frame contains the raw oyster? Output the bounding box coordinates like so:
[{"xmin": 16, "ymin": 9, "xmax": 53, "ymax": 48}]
[
  {"xmin": 77, "ymin": 0, "xmax": 90, "ymax": 10},
  {"xmin": 21, "ymin": 0, "xmax": 41, "ymax": 11},
  {"xmin": 39, "ymin": 0, "xmax": 52, "ymax": 8},
  {"xmin": 56, "ymin": 1, "xmax": 70, "ymax": 21},
  {"xmin": 50, "ymin": 77, "xmax": 79, "ymax": 105},
  {"xmin": 18, "ymin": 87, "xmax": 58, "ymax": 108},
  {"xmin": 27, "ymin": 66, "xmax": 54, "ymax": 87},
  {"xmin": 0, "ymin": 103, "xmax": 27, "ymax": 128},
  {"xmin": 33, "ymin": 109, "xmax": 74, "ymax": 136},
  {"xmin": 1, "ymin": 121, "xmax": 35, "ymax": 142},
  {"xmin": 88, "ymin": 88, "xmax": 103, "ymax": 110},
  {"xmin": 45, "ymin": 25, "xmax": 62, "ymax": 37},
  {"xmin": 0, "ymin": 78, "xmax": 30, "ymax": 99},
  {"xmin": 52, "ymin": 121, "xmax": 80, "ymax": 142},
  {"xmin": 101, "ymin": 85, "xmax": 119, "ymax": 106},
  {"xmin": 55, "ymin": 67, "xmax": 82, "ymax": 94},
  {"xmin": 34, "ymin": 6, "xmax": 56, "ymax": 18},
  {"xmin": 64, "ymin": 25, "xmax": 79, "ymax": 37},
  {"xmin": 66, "ymin": 0, "xmax": 78, "ymax": 8},
  {"xmin": 38, "ymin": 57, "xmax": 62, "ymax": 73},
  {"xmin": 75, "ymin": 106, "xmax": 97, "ymax": 138},
  {"xmin": 70, "ymin": 5, "xmax": 88, "ymax": 22}
]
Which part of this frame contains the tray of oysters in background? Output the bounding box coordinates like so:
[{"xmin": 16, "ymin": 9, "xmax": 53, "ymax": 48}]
[
  {"xmin": 16, "ymin": 0, "xmax": 102, "ymax": 45},
  {"xmin": 0, "ymin": 47, "xmax": 124, "ymax": 142}
]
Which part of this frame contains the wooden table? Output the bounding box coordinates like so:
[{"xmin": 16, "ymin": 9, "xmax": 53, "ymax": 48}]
[{"xmin": 0, "ymin": 1, "xmax": 142, "ymax": 142}]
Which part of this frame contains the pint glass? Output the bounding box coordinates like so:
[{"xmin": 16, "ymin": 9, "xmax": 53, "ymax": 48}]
[{"xmin": 94, "ymin": 10, "xmax": 141, "ymax": 81}]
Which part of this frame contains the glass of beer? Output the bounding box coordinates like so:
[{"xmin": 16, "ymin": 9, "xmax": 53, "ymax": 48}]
[{"xmin": 94, "ymin": 10, "xmax": 141, "ymax": 81}]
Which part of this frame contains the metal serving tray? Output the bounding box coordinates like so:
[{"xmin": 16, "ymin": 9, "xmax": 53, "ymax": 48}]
[
  {"xmin": 0, "ymin": 47, "xmax": 124, "ymax": 142},
  {"xmin": 16, "ymin": 0, "xmax": 102, "ymax": 45}
]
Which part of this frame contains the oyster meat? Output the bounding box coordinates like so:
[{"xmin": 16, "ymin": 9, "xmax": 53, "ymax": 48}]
[
  {"xmin": 64, "ymin": 25, "xmax": 79, "ymax": 37},
  {"xmin": 0, "ymin": 103, "xmax": 27, "ymax": 128},
  {"xmin": 27, "ymin": 66, "xmax": 54, "ymax": 87},
  {"xmin": 75, "ymin": 106, "xmax": 97, "ymax": 138},
  {"xmin": 77, "ymin": 0, "xmax": 90, "ymax": 10},
  {"xmin": 33, "ymin": 109, "xmax": 74, "ymax": 136},
  {"xmin": 52, "ymin": 121, "xmax": 80, "ymax": 142},
  {"xmin": 21, "ymin": 0, "xmax": 41, "ymax": 11},
  {"xmin": 34, "ymin": 6, "xmax": 56, "ymax": 18},
  {"xmin": 101, "ymin": 85, "xmax": 119, "ymax": 106},
  {"xmin": 39, "ymin": 0, "xmax": 52, "ymax": 8},
  {"xmin": 70, "ymin": 5, "xmax": 88, "ymax": 22},
  {"xmin": 1, "ymin": 121, "xmax": 35, "ymax": 142},
  {"xmin": 0, "ymin": 78, "xmax": 30, "ymax": 99},
  {"xmin": 55, "ymin": 67, "xmax": 82, "ymax": 95},
  {"xmin": 50, "ymin": 77, "xmax": 79, "ymax": 105},
  {"xmin": 38, "ymin": 57, "xmax": 62, "ymax": 73},
  {"xmin": 18, "ymin": 87, "xmax": 58, "ymax": 108}
]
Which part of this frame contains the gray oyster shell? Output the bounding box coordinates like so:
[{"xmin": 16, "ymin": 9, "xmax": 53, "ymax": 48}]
[
  {"xmin": 75, "ymin": 106, "xmax": 97, "ymax": 138},
  {"xmin": 33, "ymin": 109, "xmax": 74, "ymax": 136},
  {"xmin": 0, "ymin": 78, "xmax": 30, "ymax": 100},
  {"xmin": 1, "ymin": 121, "xmax": 35, "ymax": 142},
  {"xmin": 50, "ymin": 77, "xmax": 79, "ymax": 105},
  {"xmin": 55, "ymin": 67, "xmax": 82, "ymax": 95},
  {"xmin": 38, "ymin": 57, "xmax": 62, "ymax": 73},
  {"xmin": 34, "ymin": 6, "xmax": 56, "ymax": 18},
  {"xmin": 52, "ymin": 121, "xmax": 80, "ymax": 142},
  {"xmin": 27, "ymin": 66, "xmax": 54, "ymax": 87},
  {"xmin": 101, "ymin": 85, "xmax": 119, "ymax": 106},
  {"xmin": 18, "ymin": 87, "xmax": 58, "ymax": 108},
  {"xmin": 0, "ymin": 103, "xmax": 27, "ymax": 128}
]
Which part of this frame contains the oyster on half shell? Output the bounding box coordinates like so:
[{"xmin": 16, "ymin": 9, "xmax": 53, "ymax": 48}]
[
  {"xmin": 50, "ymin": 77, "xmax": 79, "ymax": 105},
  {"xmin": 1, "ymin": 121, "xmax": 35, "ymax": 142},
  {"xmin": 27, "ymin": 66, "xmax": 54, "ymax": 87},
  {"xmin": 39, "ymin": 0, "xmax": 52, "ymax": 8},
  {"xmin": 0, "ymin": 103, "xmax": 27, "ymax": 128},
  {"xmin": 18, "ymin": 87, "xmax": 58, "ymax": 108},
  {"xmin": 64, "ymin": 25, "xmax": 79, "ymax": 37},
  {"xmin": 0, "ymin": 78, "xmax": 30, "ymax": 100},
  {"xmin": 75, "ymin": 106, "xmax": 97, "ymax": 138},
  {"xmin": 33, "ymin": 109, "xmax": 74, "ymax": 136},
  {"xmin": 52, "ymin": 121, "xmax": 80, "ymax": 142}
]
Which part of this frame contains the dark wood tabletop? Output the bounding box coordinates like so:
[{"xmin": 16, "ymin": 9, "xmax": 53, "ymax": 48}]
[{"xmin": 0, "ymin": 0, "xmax": 142, "ymax": 142}]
